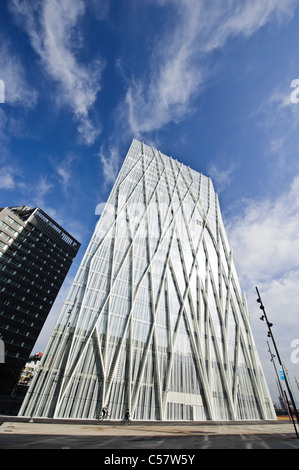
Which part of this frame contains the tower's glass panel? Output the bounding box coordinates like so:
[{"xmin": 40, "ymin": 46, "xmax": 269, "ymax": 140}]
[{"xmin": 19, "ymin": 140, "xmax": 276, "ymax": 421}]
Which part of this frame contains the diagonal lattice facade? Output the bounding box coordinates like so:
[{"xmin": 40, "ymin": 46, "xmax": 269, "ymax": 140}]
[{"xmin": 19, "ymin": 140, "xmax": 275, "ymax": 420}]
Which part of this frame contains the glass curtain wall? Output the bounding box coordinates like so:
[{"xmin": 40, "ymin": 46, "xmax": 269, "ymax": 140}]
[{"xmin": 19, "ymin": 140, "xmax": 276, "ymax": 421}]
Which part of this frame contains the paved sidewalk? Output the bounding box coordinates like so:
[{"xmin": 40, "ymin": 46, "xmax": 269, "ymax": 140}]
[{"xmin": 0, "ymin": 417, "xmax": 299, "ymax": 449}]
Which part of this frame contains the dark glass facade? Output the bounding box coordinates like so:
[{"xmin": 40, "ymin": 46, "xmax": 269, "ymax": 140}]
[{"xmin": 0, "ymin": 206, "xmax": 80, "ymax": 405}]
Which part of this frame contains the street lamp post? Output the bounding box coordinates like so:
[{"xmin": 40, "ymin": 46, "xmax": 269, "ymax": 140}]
[{"xmin": 256, "ymin": 287, "xmax": 299, "ymax": 436}]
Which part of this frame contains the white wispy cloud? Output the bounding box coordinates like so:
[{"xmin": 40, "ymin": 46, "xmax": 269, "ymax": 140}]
[
  {"xmin": 10, "ymin": 0, "xmax": 104, "ymax": 145},
  {"xmin": 119, "ymin": 0, "xmax": 297, "ymax": 137},
  {"xmin": 201, "ymin": 0, "xmax": 296, "ymax": 49},
  {"xmin": 55, "ymin": 152, "xmax": 78, "ymax": 193},
  {"xmin": 207, "ymin": 159, "xmax": 239, "ymax": 192},
  {"xmin": 87, "ymin": 0, "xmax": 110, "ymax": 22},
  {"xmin": 226, "ymin": 172, "xmax": 299, "ymax": 397},
  {"xmin": 0, "ymin": 36, "xmax": 38, "ymax": 108},
  {"xmin": 29, "ymin": 175, "xmax": 54, "ymax": 209},
  {"xmin": 0, "ymin": 166, "xmax": 22, "ymax": 190},
  {"xmin": 103, "ymin": 0, "xmax": 296, "ymax": 189},
  {"xmin": 252, "ymin": 76, "xmax": 299, "ymax": 179},
  {"xmin": 227, "ymin": 175, "xmax": 299, "ymax": 286},
  {"xmin": 98, "ymin": 144, "xmax": 121, "ymax": 187},
  {"xmin": 226, "ymin": 173, "xmax": 299, "ymax": 349}
]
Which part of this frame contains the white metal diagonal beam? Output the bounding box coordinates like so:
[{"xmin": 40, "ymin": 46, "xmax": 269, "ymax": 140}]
[
  {"xmin": 39, "ymin": 298, "xmax": 79, "ymax": 416},
  {"xmin": 113, "ymin": 226, "xmax": 176, "ymax": 418},
  {"xmin": 125, "ymin": 259, "xmax": 174, "ymax": 418},
  {"xmin": 166, "ymin": 258, "xmax": 214, "ymax": 420},
  {"xmin": 101, "ymin": 211, "xmax": 119, "ymax": 406},
  {"xmin": 239, "ymin": 293, "xmax": 268, "ymax": 402},
  {"xmin": 76, "ymin": 145, "xmax": 154, "ymax": 288},
  {"xmin": 214, "ymin": 196, "xmax": 224, "ymax": 311},
  {"xmin": 232, "ymin": 322, "xmax": 241, "ymax": 407},
  {"xmin": 54, "ymin": 204, "xmax": 119, "ymax": 408},
  {"xmin": 160, "ymin": 156, "xmax": 201, "ymax": 329},
  {"xmin": 162, "ymin": 176, "xmax": 213, "ymax": 396},
  {"xmin": 53, "ymin": 159, "xmax": 170, "ymax": 409},
  {"xmin": 20, "ymin": 141, "xmax": 274, "ymax": 421},
  {"xmin": 207, "ymin": 315, "xmax": 236, "ymax": 419},
  {"xmin": 203, "ymin": 236, "xmax": 227, "ymax": 342},
  {"xmin": 208, "ymin": 261, "xmax": 231, "ymax": 386},
  {"xmin": 126, "ymin": 203, "xmax": 134, "ymax": 414},
  {"xmin": 204, "ymin": 233, "xmax": 236, "ymax": 383},
  {"xmin": 94, "ymin": 326, "xmax": 105, "ymax": 376},
  {"xmin": 52, "ymin": 177, "xmax": 154, "ymax": 412},
  {"xmin": 171, "ymin": 164, "xmax": 212, "ymax": 364},
  {"xmin": 97, "ymin": 167, "xmax": 183, "ymax": 414},
  {"xmin": 228, "ymin": 288, "xmax": 269, "ymax": 419},
  {"xmin": 175, "ymin": 278, "xmax": 213, "ymax": 403},
  {"xmin": 129, "ymin": 153, "xmax": 192, "ymax": 417},
  {"xmin": 171, "ymin": 180, "xmax": 215, "ymax": 381},
  {"xmin": 99, "ymin": 166, "xmax": 193, "ymax": 396},
  {"xmin": 172, "ymin": 158, "xmax": 208, "ymax": 228},
  {"xmin": 28, "ymin": 302, "xmax": 79, "ymax": 417},
  {"xmin": 102, "ymin": 185, "xmax": 135, "ymax": 358},
  {"xmin": 161, "ymin": 270, "xmax": 172, "ymax": 418},
  {"xmin": 219, "ymin": 262, "xmax": 269, "ymax": 419},
  {"xmin": 219, "ymin": 253, "xmax": 244, "ymax": 405},
  {"xmin": 223, "ymin": 249, "xmax": 234, "ymax": 332},
  {"xmin": 237, "ymin": 331, "xmax": 268, "ymax": 419},
  {"xmin": 55, "ymin": 189, "xmax": 119, "ymax": 397},
  {"xmin": 198, "ymin": 273, "xmax": 236, "ymax": 419},
  {"xmin": 142, "ymin": 154, "xmax": 164, "ymax": 419},
  {"xmin": 204, "ymin": 288, "xmax": 236, "ymax": 419}
]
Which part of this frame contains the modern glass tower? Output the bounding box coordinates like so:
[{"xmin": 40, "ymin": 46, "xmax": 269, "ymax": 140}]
[
  {"xmin": 0, "ymin": 206, "xmax": 80, "ymax": 413},
  {"xmin": 19, "ymin": 140, "xmax": 276, "ymax": 421}
]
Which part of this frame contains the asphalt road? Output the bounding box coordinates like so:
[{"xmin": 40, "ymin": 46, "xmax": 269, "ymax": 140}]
[
  {"xmin": 1, "ymin": 431, "xmax": 299, "ymax": 450},
  {"xmin": 1, "ymin": 418, "xmax": 299, "ymax": 450}
]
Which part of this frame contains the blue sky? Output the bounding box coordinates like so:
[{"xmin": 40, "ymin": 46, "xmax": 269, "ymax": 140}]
[{"xmin": 1, "ymin": 0, "xmax": 299, "ymax": 405}]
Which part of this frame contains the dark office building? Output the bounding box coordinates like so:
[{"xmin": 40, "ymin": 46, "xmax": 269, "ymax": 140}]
[{"xmin": 0, "ymin": 206, "xmax": 80, "ymax": 412}]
